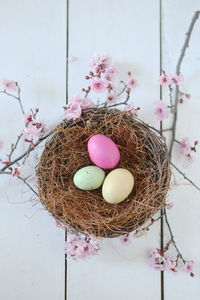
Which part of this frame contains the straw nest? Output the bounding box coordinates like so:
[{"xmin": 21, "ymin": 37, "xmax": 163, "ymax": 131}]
[{"xmin": 37, "ymin": 108, "xmax": 171, "ymax": 238}]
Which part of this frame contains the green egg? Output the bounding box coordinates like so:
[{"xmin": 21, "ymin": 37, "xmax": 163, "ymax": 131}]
[{"xmin": 73, "ymin": 166, "xmax": 105, "ymax": 191}]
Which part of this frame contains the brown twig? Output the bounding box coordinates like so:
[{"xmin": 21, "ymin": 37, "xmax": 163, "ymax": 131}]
[{"xmin": 169, "ymin": 11, "xmax": 200, "ymax": 159}]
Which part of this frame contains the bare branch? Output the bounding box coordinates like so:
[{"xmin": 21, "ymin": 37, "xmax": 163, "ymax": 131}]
[
  {"xmin": 169, "ymin": 11, "xmax": 200, "ymax": 159},
  {"xmin": 170, "ymin": 162, "xmax": 200, "ymax": 191}
]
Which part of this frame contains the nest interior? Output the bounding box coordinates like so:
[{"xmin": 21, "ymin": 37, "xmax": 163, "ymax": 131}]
[{"xmin": 37, "ymin": 108, "xmax": 171, "ymax": 238}]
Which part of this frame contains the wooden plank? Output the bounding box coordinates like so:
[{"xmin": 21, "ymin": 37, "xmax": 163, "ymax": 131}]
[
  {"xmin": 67, "ymin": 1, "xmax": 161, "ymax": 299},
  {"xmin": 162, "ymin": 1, "xmax": 200, "ymax": 298},
  {"xmin": 0, "ymin": 1, "xmax": 66, "ymax": 299}
]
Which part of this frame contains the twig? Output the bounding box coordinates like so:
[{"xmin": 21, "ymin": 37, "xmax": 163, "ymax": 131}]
[
  {"xmin": 164, "ymin": 208, "xmax": 186, "ymax": 263},
  {"xmin": 169, "ymin": 11, "xmax": 200, "ymax": 159},
  {"xmin": 170, "ymin": 162, "xmax": 200, "ymax": 191},
  {"xmin": 0, "ymin": 130, "xmax": 54, "ymax": 172},
  {"xmin": 0, "ymin": 171, "xmax": 39, "ymax": 197},
  {"xmin": 8, "ymin": 133, "xmax": 23, "ymax": 161},
  {"xmin": 0, "ymin": 82, "xmax": 25, "ymax": 115}
]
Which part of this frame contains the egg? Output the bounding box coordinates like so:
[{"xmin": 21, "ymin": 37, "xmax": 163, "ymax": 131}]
[
  {"xmin": 73, "ymin": 166, "xmax": 105, "ymax": 190},
  {"xmin": 102, "ymin": 168, "xmax": 134, "ymax": 204},
  {"xmin": 87, "ymin": 134, "xmax": 120, "ymax": 169}
]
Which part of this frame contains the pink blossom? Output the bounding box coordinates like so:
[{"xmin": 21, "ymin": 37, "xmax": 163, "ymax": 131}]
[
  {"xmin": 150, "ymin": 248, "xmax": 170, "ymax": 271},
  {"xmin": 183, "ymin": 261, "xmax": 194, "ymax": 274},
  {"xmin": 11, "ymin": 168, "xmax": 22, "ymax": 179},
  {"xmin": 120, "ymin": 235, "xmax": 132, "ymax": 246},
  {"xmin": 102, "ymin": 67, "xmax": 117, "ymax": 82},
  {"xmin": 167, "ymin": 202, "xmax": 174, "ymax": 210},
  {"xmin": 24, "ymin": 113, "xmax": 33, "ymax": 124},
  {"xmin": 23, "ymin": 121, "xmax": 45, "ymax": 137},
  {"xmin": 67, "ymin": 56, "xmax": 77, "ymax": 63},
  {"xmin": 80, "ymin": 98, "xmax": 96, "ymax": 110},
  {"xmin": 0, "ymin": 78, "xmax": 17, "ymax": 92},
  {"xmin": 185, "ymin": 94, "xmax": 191, "ymax": 99},
  {"xmin": 179, "ymin": 137, "xmax": 190, "ymax": 155},
  {"xmin": 89, "ymin": 54, "xmax": 112, "ymax": 72},
  {"xmin": 107, "ymin": 93, "xmax": 117, "ymax": 103},
  {"xmin": 125, "ymin": 103, "xmax": 138, "ymax": 116},
  {"xmin": 65, "ymin": 103, "xmax": 82, "ymax": 121},
  {"xmin": 127, "ymin": 78, "xmax": 137, "ymax": 89},
  {"xmin": 0, "ymin": 141, "xmax": 3, "ymax": 151},
  {"xmin": 65, "ymin": 233, "xmax": 101, "ymax": 260},
  {"xmin": 169, "ymin": 73, "xmax": 184, "ymax": 85},
  {"xmin": 90, "ymin": 78, "xmax": 107, "ymax": 93},
  {"xmin": 158, "ymin": 74, "xmax": 172, "ymax": 86},
  {"xmin": 154, "ymin": 100, "xmax": 168, "ymax": 121}
]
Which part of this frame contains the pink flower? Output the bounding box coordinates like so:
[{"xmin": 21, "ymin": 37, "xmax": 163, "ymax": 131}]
[
  {"xmin": 0, "ymin": 78, "xmax": 17, "ymax": 92},
  {"xmin": 125, "ymin": 103, "xmax": 138, "ymax": 115},
  {"xmin": 102, "ymin": 67, "xmax": 117, "ymax": 82},
  {"xmin": 179, "ymin": 137, "xmax": 190, "ymax": 155},
  {"xmin": 158, "ymin": 74, "xmax": 172, "ymax": 86},
  {"xmin": 150, "ymin": 248, "xmax": 169, "ymax": 271},
  {"xmin": 65, "ymin": 103, "xmax": 82, "ymax": 120},
  {"xmin": 67, "ymin": 56, "xmax": 77, "ymax": 63},
  {"xmin": 183, "ymin": 261, "xmax": 194, "ymax": 274},
  {"xmin": 0, "ymin": 141, "xmax": 3, "ymax": 151},
  {"xmin": 120, "ymin": 235, "xmax": 132, "ymax": 246},
  {"xmin": 127, "ymin": 78, "xmax": 137, "ymax": 89},
  {"xmin": 89, "ymin": 54, "xmax": 112, "ymax": 72},
  {"xmin": 81, "ymin": 98, "xmax": 96, "ymax": 110},
  {"xmin": 107, "ymin": 93, "xmax": 117, "ymax": 103},
  {"xmin": 167, "ymin": 202, "xmax": 174, "ymax": 210},
  {"xmin": 11, "ymin": 168, "xmax": 22, "ymax": 179},
  {"xmin": 65, "ymin": 233, "xmax": 101, "ymax": 260},
  {"xmin": 23, "ymin": 121, "xmax": 45, "ymax": 137},
  {"xmin": 154, "ymin": 100, "xmax": 168, "ymax": 121},
  {"xmin": 90, "ymin": 78, "xmax": 107, "ymax": 93},
  {"xmin": 169, "ymin": 73, "xmax": 184, "ymax": 85},
  {"xmin": 24, "ymin": 113, "xmax": 33, "ymax": 124},
  {"xmin": 185, "ymin": 94, "xmax": 191, "ymax": 99}
]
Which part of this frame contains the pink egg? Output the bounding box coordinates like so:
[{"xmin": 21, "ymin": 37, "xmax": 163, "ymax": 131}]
[{"xmin": 87, "ymin": 134, "xmax": 120, "ymax": 169}]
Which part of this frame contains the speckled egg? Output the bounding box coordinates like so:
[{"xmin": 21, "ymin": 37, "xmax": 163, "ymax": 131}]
[
  {"xmin": 102, "ymin": 168, "xmax": 134, "ymax": 204},
  {"xmin": 87, "ymin": 134, "xmax": 120, "ymax": 169},
  {"xmin": 73, "ymin": 166, "xmax": 105, "ymax": 191}
]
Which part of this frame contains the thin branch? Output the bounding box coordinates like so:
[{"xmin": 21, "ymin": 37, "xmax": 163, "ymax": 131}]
[
  {"xmin": 170, "ymin": 162, "xmax": 200, "ymax": 191},
  {"xmin": 0, "ymin": 171, "xmax": 39, "ymax": 197},
  {"xmin": 0, "ymin": 130, "xmax": 54, "ymax": 172},
  {"xmin": 169, "ymin": 11, "xmax": 200, "ymax": 159},
  {"xmin": 0, "ymin": 82, "xmax": 25, "ymax": 115},
  {"xmin": 164, "ymin": 208, "xmax": 186, "ymax": 263},
  {"xmin": 8, "ymin": 133, "xmax": 23, "ymax": 161}
]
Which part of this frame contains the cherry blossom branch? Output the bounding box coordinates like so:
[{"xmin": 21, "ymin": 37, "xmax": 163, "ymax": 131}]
[
  {"xmin": 0, "ymin": 82, "xmax": 25, "ymax": 115},
  {"xmin": 164, "ymin": 207, "xmax": 186, "ymax": 264},
  {"xmin": 170, "ymin": 162, "xmax": 200, "ymax": 191},
  {"xmin": 0, "ymin": 130, "xmax": 54, "ymax": 172},
  {"xmin": 8, "ymin": 133, "xmax": 23, "ymax": 161},
  {"xmin": 169, "ymin": 10, "xmax": 200, "ymax": 159},
  {"xmin": 0, "ymin": 171, "xmax": 39, "ymax": 197}
]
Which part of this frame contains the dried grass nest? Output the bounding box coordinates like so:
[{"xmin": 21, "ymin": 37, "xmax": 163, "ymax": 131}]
[{"xmin": 37, "ymin": 108, "xmax": 171, "ymax": 238}]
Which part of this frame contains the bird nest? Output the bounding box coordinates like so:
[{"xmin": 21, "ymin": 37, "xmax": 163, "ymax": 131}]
[{"xmin": 37, "ymin": 108, "xmax": 171, "ymax": 238}]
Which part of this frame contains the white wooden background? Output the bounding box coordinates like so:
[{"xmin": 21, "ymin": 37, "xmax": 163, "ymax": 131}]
[{"xmin": 0, "ymin": 1, "xmax": 200, "ymax": 299}]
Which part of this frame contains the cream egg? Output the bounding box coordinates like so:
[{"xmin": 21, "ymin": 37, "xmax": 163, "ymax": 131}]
[{"xmin": 102, "ymin": 168, "xmax": 134, "ymax": 204}]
